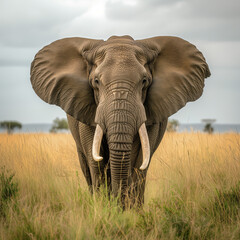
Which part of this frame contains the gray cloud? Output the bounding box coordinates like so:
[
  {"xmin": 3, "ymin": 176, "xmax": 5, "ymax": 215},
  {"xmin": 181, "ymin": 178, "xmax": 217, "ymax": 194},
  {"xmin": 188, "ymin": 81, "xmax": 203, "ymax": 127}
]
[
  {"xmin": 1, "ymin": 0, "xmax": 240, "ymax": 123},
  {"xmin": 0, "ymin": 0, "xmax": 90, "ymax": 47},
  {"xmin": 0, "ymin": 45, "xmax": 37, "ymax": 66},
  {"xmin": 179, "ymin": 0, "xmax": 240, "ymax": 19},
  {"xmin": 105, "ymin": 0, "xmax": 240, "ymax": 41},
  {"xmin": 105, "ymin": 0, "xmax": 178, "ymax": 21}
]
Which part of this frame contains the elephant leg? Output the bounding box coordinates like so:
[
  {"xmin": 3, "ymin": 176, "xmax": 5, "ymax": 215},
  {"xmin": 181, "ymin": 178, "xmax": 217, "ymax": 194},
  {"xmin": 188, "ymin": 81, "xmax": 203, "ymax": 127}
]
[
  {"xmin": 88, "ymin": 139, "xmax": 111, "ymax": 192},
  {"xmin": 67, "ymin": 115, "xmax": 93, "ymax": 190},
  {"xmin": 67, "ymin": 115, "xmax": 107, "ymax": 191},
  {"xmin": 78, "ymin": 123, "xmax": 109, "ymax": 191},
  {"xmin": 131, "ymin": 120, "xmax": 168, "ymax": 206},
  {"xmin": 88, "ymin": 159, "xmax": 106, "ymax": 190},
  {"xmin": 131, "ymin": 149, "xmax": 147, "ymax": 207},
  {"xmin": 77, "ymin": 148, "xmax": 93, "ymax": 192}
]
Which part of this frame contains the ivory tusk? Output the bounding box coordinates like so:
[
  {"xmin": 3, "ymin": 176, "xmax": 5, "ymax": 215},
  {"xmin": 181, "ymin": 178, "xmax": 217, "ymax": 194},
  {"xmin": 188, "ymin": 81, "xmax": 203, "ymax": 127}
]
[
  {"xmin": 92, "ymin": 124, "xmax": 103, "ymax": 161},
  {"xmin": 139, "ymin": 123, "xmax": 150, "ymax": 170}
]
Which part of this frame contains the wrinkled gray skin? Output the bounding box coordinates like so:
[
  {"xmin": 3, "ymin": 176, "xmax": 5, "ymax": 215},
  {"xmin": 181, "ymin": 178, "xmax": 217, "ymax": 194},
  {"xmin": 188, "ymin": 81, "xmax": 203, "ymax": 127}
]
[
  {"xmin": 67, "ymin": 116, "xmax": 167, "ymax": 206},
  {"xmin": 66, "ymin": 42, "xmax": 168, "ymax": 206},
  {"xmin": 31, "ymin": 35, "xmax": 210, "ymax": 207}
]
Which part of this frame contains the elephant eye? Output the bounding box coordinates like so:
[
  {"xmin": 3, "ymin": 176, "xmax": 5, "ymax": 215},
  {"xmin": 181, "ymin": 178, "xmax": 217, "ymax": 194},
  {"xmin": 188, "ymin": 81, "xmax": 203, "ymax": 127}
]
[
  {"xmin": 94, "ymin": 78, "xmax": 99, "ymax": 84},
  {"xmin": 142, "ymin": 78, "xmax": 148, "ymax": 87}
]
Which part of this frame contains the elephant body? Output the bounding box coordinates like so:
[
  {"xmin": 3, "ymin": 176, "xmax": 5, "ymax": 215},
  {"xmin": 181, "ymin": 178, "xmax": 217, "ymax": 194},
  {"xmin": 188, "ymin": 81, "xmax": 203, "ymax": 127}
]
[
  {"xmin": 67, "ymin": 114, "xmax": 167, "ymax": 205},
  {"xmin": 30, "ymin": 35, "xmax": 210, "ymax": 207}
]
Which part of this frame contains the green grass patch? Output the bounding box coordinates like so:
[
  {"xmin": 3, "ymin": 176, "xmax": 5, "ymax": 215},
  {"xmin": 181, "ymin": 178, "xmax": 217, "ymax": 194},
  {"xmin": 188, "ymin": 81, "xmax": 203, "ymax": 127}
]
[
  {"xmin": 0, "ymin": 166, "xmax": 19, "ymax": 218},
  {"xmin": 211, "ymin": 183, "xmax": 240, "ymax": 224}
]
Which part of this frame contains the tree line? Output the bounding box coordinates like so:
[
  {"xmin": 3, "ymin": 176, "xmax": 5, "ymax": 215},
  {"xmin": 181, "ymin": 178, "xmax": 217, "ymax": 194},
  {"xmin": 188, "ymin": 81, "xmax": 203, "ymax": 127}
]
[{"xmin": 0, "ymin": 119, "xmax": 215, "ymax": 134}]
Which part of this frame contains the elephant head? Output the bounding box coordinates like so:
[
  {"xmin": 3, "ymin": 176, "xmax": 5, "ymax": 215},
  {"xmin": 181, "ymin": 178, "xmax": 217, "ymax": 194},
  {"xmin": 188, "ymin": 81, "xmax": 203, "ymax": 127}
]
[{"xmin": 31, "ymin": 35, "xmax": 210, "ymax": 196}]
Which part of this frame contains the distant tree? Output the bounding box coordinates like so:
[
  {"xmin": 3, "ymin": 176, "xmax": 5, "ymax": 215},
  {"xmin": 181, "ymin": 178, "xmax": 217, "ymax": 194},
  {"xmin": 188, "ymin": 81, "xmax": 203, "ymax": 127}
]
[
  {"xmin": 167, "ymin": 119, "xmax": 179, "ymax": 132},
  {"xmin": 202, "ymin": 119, "xmax": 216, "ymax": 134},
  {"xmin": 50, "ymin": 118, "xmax": 69, "ymax": 133},
  {"xmin": 203, "ymin": 123, "xmax": 214, "ymax": 134},
  {"xmin": 0, "ymin": 121, "xmax": 22, "ymax": 134}
]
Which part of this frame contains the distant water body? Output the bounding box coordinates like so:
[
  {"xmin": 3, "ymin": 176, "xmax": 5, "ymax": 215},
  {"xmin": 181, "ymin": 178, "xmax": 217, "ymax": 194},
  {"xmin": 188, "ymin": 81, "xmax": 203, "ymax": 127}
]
[
  {"xmin": 178, "ymin": 123, "xmax": 240, "ymax": 133},
  {"xmin": 0, "ymin": 123, "xmax": 240, "ymax": 133}
]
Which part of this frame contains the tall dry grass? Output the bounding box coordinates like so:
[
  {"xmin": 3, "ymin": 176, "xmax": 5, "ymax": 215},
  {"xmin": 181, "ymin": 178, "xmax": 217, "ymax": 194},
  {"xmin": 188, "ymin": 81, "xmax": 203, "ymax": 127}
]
[{"xmin": 0, "ymin": 132, "xmax": 240, "ymax": 239}]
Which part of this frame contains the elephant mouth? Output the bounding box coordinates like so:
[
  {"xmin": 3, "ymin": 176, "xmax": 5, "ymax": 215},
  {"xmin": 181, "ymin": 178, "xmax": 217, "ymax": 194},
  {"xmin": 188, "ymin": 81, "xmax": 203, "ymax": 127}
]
[{"xmin": 92, "ymin": 122, "xmax": 150, "ymax": 170}]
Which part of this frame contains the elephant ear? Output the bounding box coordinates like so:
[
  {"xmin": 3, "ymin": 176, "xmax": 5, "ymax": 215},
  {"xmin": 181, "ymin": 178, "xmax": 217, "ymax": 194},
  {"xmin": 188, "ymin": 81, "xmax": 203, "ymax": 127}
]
[
  {"xmin": 137, "ymin": 36, "xmax": 210, "ymax": 124},
  {"xmin": 30, "ymin": 37, "xmax": 103, "ymax": 125}
]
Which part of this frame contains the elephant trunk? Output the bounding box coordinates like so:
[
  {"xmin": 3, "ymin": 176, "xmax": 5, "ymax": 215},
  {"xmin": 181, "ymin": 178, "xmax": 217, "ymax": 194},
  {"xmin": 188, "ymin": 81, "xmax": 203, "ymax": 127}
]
[
  {"xmin": 107, "ymin": 116, "xmax": 134, "ymax": 197},
  {"xmin": 93, "ymin": 87, "xmax": 150, "ymax": 198},
  {"xmin": 105, "ymin": 95, "xmax": 144, "ymax": 197},
  {"xmin": 92, "ymin": 122, "xmax": 150, "ymax": 171}
]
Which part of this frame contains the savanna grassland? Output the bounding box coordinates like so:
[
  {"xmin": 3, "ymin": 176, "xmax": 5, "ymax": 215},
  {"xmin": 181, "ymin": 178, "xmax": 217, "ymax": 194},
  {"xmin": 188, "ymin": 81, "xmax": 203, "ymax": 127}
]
[{"xmin": 0, "ymin": 132, "xmax": 240, "ymax": 240}]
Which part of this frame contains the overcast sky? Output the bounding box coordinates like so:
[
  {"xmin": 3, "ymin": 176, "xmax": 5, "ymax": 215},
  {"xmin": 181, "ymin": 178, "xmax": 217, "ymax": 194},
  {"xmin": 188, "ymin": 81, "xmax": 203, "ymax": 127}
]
[{"xmin": 1, "ymin": 0, "xmax": 240, "ymax": 124}]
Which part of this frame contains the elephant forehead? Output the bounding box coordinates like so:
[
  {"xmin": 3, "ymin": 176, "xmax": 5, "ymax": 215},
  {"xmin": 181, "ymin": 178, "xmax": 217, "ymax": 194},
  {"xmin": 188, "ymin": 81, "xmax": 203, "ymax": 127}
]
[
  {"xmin": 95, "ymin": 43, "xmax": 147, "ymax": 65},
  {"xmin": 97, "ymin": 54, "xmax": 146, "ymax": 79},
  {"xmin": 93, "ymin": 44, "xmax": 149, "ymax": 83}
]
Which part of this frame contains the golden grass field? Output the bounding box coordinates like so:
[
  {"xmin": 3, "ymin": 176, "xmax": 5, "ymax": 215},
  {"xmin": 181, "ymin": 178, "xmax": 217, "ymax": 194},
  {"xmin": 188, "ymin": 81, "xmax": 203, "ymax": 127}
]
[{"xmin": 0, "ymin": 132, "xmax": 240, "ymax": 239}]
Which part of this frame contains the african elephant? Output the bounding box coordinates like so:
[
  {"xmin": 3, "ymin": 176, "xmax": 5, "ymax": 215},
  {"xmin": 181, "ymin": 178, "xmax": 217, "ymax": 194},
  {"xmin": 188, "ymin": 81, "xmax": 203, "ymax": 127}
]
[{"xmin": 30, "ymin": 35, "xmax": 210, "ymax": 207}]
